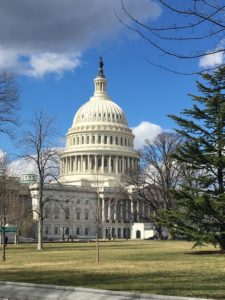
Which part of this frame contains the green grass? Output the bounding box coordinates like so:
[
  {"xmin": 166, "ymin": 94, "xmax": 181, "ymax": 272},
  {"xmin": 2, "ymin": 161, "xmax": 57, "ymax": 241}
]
[{"xmin": 0, "ymin": 240, "xmax": 224, "ymax": 299}]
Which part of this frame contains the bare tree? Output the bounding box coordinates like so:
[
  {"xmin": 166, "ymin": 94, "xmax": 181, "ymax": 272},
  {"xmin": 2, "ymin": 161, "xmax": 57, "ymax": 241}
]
[
  {"xmin": 118, "ymin": 0, "xmax": 225, "ymax": 75},
  {"xmin": 123, "ymin": 132, "xmax": 183, "ymax": 239},
  {"xmin": 18, "ymin": 111, "xmax": 60, "ymax": 251},
  {"xmin": 0, "ymin": 153, "xmax": 20, "ymax": 260},
  {"xmin": 0, "ymin": 71, "xmax": 20, "ymax": 136}
]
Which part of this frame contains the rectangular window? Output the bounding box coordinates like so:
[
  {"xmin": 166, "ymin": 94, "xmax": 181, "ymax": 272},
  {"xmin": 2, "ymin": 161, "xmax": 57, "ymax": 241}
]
[
  {"xmin": 116, "ymin": 137, "xmax": 118, "ymax": 145},
  {"xmin": 85, "ymin": 211, "xmax": 89, "ymax": 220},
  {"xmin": 110, "ymin": 136, "xmax": 113, "ymax": 144},
  {"xmin": 92, "ymin": 136, "xmax": 95, "ymax": 144},
  {"xmin": 85, "ymin": 227, "xmax": 89, "ymax": 235},
  {"xmin": 98, "ymin": 136, "xmax": 101, "ymax": 144},
  {"xmin": 87, "ymin": 136, "xmax": 89, "ymax": 144},
  {"xmin": 104, "ymin": 136, "xmax": 107, "ymax": 144},
  {"xmin": 65, "ymin": 227, "xmax": 69, "ymax": 235},
  {"xmin": 54, "ymin": 226, "xmax": 59, "ymax": 235},
  {"xmin": 45, "ymin": 226, "xmax": 49, "ymax": 235},
  {"xmin": 76, "ymin": 227, "xmax": 80, "ymax": 235},
  {"xmin": 77, "ymin": 211, "xmax": 80, "ymax": 220}
]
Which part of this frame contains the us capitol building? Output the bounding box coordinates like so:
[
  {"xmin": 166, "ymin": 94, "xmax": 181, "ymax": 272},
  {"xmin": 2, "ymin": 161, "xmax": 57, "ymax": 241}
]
[{"xmin": 29, "ymin": 58, "xmax": 154, "ymax": 240}]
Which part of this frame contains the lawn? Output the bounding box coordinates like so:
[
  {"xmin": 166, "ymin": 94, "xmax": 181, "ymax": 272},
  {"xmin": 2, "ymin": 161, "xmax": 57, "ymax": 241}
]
[{"xmin": 0, "ymin": 240, "xmax": 224, "ymax": 299}]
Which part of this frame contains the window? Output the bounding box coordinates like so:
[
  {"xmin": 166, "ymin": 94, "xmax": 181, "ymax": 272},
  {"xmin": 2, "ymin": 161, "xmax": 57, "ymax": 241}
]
[
  {"xmin": 44, "ymin": 207, "xmax": 50, "ymax": 219},
  {"xmin": 77, "ymin": 211, "xmax": 80, "ymax": 220},
  {"xmin": 77, "ymin": 137, "xmax": 79, "ymax": 145},
  {"xmin": 82, "ymin": 136, "xmax": 84, "ymax": 144},
  {"xmin": 45, "ymin": 226, "xmax": 49, "ymax": 235},
  {"xmin": 87, "ymin": 136, "xmax": 89, "ymax": 144},
  {"xmin": 65, "ymin": 227, "xmax": 69, "ymax": 235},
  {"xmin": 85, "ymin": 227, "xmax": 89, "ymax": 235},
  {"xmin": 121, "ymin": 137, "xmax": 123, "ymax": 145},
  {"xmin": 98, "ymin": 135, "xmax": 101, "ymax": 144},
  {"xmin": 85, "ymin": 211, "xmax": 89, "ymax": 220},
  {"xmin": 110, "ymin": 136, "xmax": 113, "ymax": 144},
  {"xmin": 104, "ymin": 136, "xmax": 107, "ymax": 144},
  {"xmin": 54, "ymin": 226, "xmax": 59, "ymax": 235},
  {"xmin": 92, "ymin": 136, "xmax": 95, "ymax": 144},
  {"xmin": 53, "ymin": 207, "xmax": 59, "ymax": 219},
  {"xmin": 65, "ymin": 207, "xmax": 70, "ymax": 220},
  {"xmin": 115, "ymin": 137, "xmax": 118, "ymax": 145},
  {"xmin": 76, "ymin": 227, "xmax": 80, "ymax": 235}
]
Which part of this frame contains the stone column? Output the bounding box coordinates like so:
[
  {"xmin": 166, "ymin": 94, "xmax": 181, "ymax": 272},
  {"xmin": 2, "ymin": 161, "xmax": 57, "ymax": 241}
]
[
  {"xmin": 116, "ymin": 156, "xmax": 119, "ymax": 174},
  {"xmin": 137, "ymin": 200, "xmax": 140, "ymax": 222},
  {"xmin": 130, "ymin": 199, "xmax": 134, "ymax": 222},
  {"xmin": 122, "ymin": 156, "xmax": 125, "ymax": 173},
  {"xmin": 108, "ymin": 156, "xmax": 111, "ymax": 173},
  {"xmin": 108, "ymin": 199, "xmax": 111, "ymax": 222},
  {"xmin": 75, "ymin": 156, "xmax": 77, "ymax": 172},
  {"xmin": 102, "ymin": 197, "xmax": 105, "ymax": 222},
  {"xmin": 81, "ymin": 155, "xmax": 83, "ymax": 173},
  {"xmin": 114, "ymin": 199, "xmax": 117, "ymax": 221}
]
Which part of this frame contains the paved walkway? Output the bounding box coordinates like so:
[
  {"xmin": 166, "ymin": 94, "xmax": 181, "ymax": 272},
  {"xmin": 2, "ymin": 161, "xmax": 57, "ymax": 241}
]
[{"xmin": 0, "ymin": 281, "xmax": 213, "ymax": 300}]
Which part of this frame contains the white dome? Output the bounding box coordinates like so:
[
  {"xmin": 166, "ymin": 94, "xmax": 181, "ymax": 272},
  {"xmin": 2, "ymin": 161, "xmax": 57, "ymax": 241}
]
[
  {"xmin": 60, "ymin": 58, "xmax": 139, "ymax": 186},
  {"xmin": 72, "ymin": 96, "xmax": 128, "ymax": 126}
]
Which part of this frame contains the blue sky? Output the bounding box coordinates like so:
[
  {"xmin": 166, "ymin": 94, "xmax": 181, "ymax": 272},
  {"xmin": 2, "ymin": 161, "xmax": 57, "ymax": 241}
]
[{"xmin": 0, "ymin": 0, "xmax": 222, "ymax": 155}]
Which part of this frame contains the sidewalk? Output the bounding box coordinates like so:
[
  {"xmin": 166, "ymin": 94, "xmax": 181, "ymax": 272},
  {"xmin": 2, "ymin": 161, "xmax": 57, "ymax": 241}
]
[{"xmin": 0, "ymin": 281, "xmax": 214, "ymax": 300}]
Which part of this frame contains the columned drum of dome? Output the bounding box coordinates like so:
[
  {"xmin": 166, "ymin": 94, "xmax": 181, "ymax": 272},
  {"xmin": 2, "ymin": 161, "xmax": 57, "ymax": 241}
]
[{"xmin": 59, "ymin": 59, "xmax": 139, "ymax": 186}]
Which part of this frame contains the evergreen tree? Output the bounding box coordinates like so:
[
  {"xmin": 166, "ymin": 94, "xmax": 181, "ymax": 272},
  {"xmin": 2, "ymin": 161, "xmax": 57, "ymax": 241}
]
[{"xmin": 159, "ymin": 66, "xmax": 225, "ymax": 251}]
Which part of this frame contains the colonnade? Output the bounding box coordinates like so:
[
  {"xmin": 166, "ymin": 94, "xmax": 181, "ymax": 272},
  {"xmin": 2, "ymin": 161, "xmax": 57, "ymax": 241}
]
[
  {"xmin": 61, "ymin": 155, "xmax": 139, "ymax": 175},
  {"xmin": 100, "ymin": 198, "xmax": 150, "ymax": 223}
]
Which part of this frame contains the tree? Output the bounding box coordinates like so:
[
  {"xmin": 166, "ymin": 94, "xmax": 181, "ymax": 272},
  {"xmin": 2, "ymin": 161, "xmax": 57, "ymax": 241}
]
[
  {"xmin": 119, "ymin": 0, "xmax": 225, "ymax": 75},
  {"xmin": 123, "ymin": 132, "xmax": 183, "ymax": 239},
  {"xmin": 0, "ymin": 71, "xmax": 20, "ymax": 136},
  {"xmin": 0, "ymin": 153, "xmax": 19, "ymax": 260},
  {"xmin": 18, "ymin": 112, "xmax": 60, "ymax": 251},
  {"xmin": 159, "ymin": 66, "xmax": 225, "ymax": 251}
]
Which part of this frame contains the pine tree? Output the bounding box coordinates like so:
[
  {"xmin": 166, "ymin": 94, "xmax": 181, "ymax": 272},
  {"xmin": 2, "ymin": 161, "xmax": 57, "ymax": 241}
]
[{"xmin": 159, "ymin": 66, "xmax": 225, "ymax": 252}]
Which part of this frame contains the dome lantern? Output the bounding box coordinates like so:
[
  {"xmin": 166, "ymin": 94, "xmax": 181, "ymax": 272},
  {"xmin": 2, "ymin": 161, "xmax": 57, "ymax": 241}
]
[{"xmin": 94, "ymin": 57, "xmax": 107, "ymax": 97}]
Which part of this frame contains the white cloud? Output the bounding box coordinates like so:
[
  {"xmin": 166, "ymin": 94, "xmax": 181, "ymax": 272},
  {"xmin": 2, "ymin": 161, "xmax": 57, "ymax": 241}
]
[
  {"xmin": 8, "ymin": 158, "xmax": 38, "ymax": 177},
  {"xmin": 0, "ymin": 0, "xmax": 161, "ymax": 78},
  {"xmin": 132, "ymin": 121, "xmax": 162, "ymax": 149},
  {"xmin": 25, "ymin": 53, "xmax": 81, "ymax": 78},
  {"xmin": 199, "ymin": 40, "xmax": 225, "ymax": 68}
]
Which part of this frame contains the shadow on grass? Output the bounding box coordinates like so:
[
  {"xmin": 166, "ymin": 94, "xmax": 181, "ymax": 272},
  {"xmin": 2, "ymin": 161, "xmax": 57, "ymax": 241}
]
[
  {"xmin": 0, "ymin": 269, "xmax": 224, "ymax": 299},
  {"xmin": 185, "ymin": 250, "xmax": 225, "ymax": 255}
]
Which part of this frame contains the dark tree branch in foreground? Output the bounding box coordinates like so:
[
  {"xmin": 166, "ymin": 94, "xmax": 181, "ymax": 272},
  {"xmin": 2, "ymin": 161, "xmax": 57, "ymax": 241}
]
[{"xmin": 118, "ymin": 0, "xmax": 225, "ymax": 75}]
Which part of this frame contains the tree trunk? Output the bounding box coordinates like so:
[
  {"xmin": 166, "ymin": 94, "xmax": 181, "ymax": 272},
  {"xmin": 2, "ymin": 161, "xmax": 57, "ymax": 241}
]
[
  {"xmin": 37, "ymin": 218, "xmax": 43, "ymax": 251},
  {"xmin": 2, "ymin": 231, "xmax": 6, "ymax": 261},
  {"xmin": 96, "ymin": 230, "xmax": 100, "ymax": 262}
]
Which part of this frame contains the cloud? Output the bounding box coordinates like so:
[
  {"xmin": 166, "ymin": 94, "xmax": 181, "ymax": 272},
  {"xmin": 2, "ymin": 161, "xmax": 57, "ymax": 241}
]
[
  {"xmin": 25, "ymin": 53, "xmax": 81, "ymax": 78},
  {"xmin": 132, "ymin": 121, "xmax": 162, "ymax": 149},
  {"xmin": 8, "ymin": 158, "xmax": 38, "ymax": 177},
  {"xmin": 199, "ymin": 40, "xmax": 225, "ymax": 68},
  {"xmin": 0, "ymin": 0, "xmax": 161, "ymax": 78}
]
